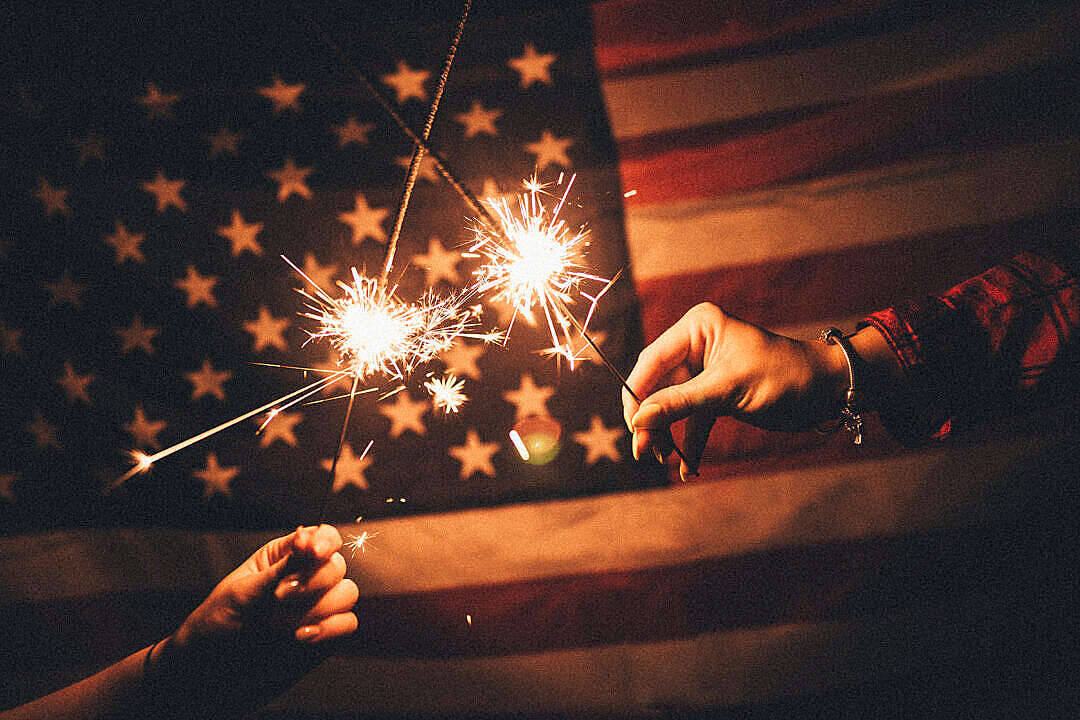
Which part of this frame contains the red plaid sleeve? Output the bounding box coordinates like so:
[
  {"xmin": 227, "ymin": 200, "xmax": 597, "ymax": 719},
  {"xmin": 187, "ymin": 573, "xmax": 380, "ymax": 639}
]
[{"xmin": 859, "ymin": 247, "xmax": 1080, "ymax": 443}]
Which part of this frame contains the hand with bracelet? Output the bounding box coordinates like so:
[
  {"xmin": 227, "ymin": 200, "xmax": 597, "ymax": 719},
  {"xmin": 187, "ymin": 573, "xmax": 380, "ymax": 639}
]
[
  {"xmin": 2, "ymin": 524, "xmax": 358, "ymax": 719},
  {"xmin": 623, "ymin": 302, "xmax": 903, "ymax": 481}
]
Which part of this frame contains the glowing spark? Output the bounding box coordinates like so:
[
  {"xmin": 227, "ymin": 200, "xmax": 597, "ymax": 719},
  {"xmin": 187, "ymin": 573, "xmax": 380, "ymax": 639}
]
[
  {"xmin": 622, "ymin": 189, "xmax": 637, "ymax": 198},
  {"xmin": 345, "ymin": 529, "xmax": 379, "ymax": 557},
  {"xmin": 469, "ymin": 174, "xmax": 609, "ymax": 365},
  {"xmin": 425, "ymin": 373, "xmax": 468, "ymax": 413},
  {"xmin": 508, "ymin": 429, "xmax": 530, "ymax": 461},
  {"xmin": 288, "ymin": 259, "xmax": 495, "ymax": 382},
  {"xmin": 465, "ymin": 613, "xmax": 472, "ymax": 627},
  {"xmin": 129, "ymin": 450, "xmax": 154, "ymax": 474},
  {"xmin": 113, "ymin": 370, "xmax": 348, "ymax": 488}
]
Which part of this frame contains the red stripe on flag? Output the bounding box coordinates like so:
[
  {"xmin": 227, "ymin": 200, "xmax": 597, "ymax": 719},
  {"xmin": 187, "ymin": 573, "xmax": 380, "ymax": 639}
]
[
  {"xmin": 616, "ymin": 64, "xmax": 1080, "ymax": 207},
  {"xmin": 632, "ymin": 212, "xmax": 1071, "ymax": 339},
  {"xmin": 1, "ymin": 529, "xmax": 1011, "ymax": 665},
  {"xmin": 591, "ymin": 0, "xmax": 885, "ymax": 75}
]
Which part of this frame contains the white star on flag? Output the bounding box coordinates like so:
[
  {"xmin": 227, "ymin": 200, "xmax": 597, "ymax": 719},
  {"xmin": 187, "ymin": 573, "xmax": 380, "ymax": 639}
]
[
  {"xmin": 259, "ymin": 411, "xmax": 303, "ymax": 448},
  {"xmin": 503, "ymin": 374, "xmax": 556, "ymax": 420},
  {"xmin": 378, "ymin": 390, "xmax": 429, "ymax": 438},
  {"xmin": 267, "ymin": 157, "xmax": 314, "ymax": 202},
  {"xmin": 525, "ymin": 130, "xmax": 573, "ymax": 171},
  {"xmin": 338, "ymin": 192, "xmax": 389, "ymax": 245},
  {"xmin": 243, "ymin": 306, "xmax": 290, "ymax": 353},
  {"xmin": 322, "ymin": 443, "xmax": 372, "ymax": 492},
  {"xmin": 74, "ymin": 133, "xmax": 107, "ymax": 164},
  {"xmin": 44, "ymin": 271, "xmax": 87, "ymax": 307},
  {"xmin": 174, "ymin": 265, "xmax": 218, "ymax": 308},
  {"xmin": 334, "ymin": 116, "xmax": 375, "ymax": 146},
  {"xmin": 207, "ymin": 127, "xmax": 242, "ymax": 158},
  {"xmin": 33, "ymin": 177, "xmax": 70, "ymax": 217},
  {"xmin": 572, "ymin": 415, "xmax": 623, "ymax": 464},
  {"xmin": 27, "ymin": 413, "xmax": 59, "ymax": 450},
  {"xmin": 125, "ymin": 406, "xmax": 167, "ymax": 449},
  {"xmin": 412, "ymin": 236, "xmax": 462, "ymax": 286},
  {"xmin": 104, "ymin": 221, "xmax": 145, "ymax": 264},
  {"xmin": 455, "ymin": 100, "xmax": 502, "ymax": 138},
  {"xmin": 185, "ymin": 359, "xmax": 232, "ymax": 401},
  {"xmin": 381, "ymin": 60, "xmax": 430, "ymax": 103},
  {"xmin": 440, "ymin": 341, "xmax": 485, "ymax": 380},
  {"xmin": 299, "ymin": 252, "xmax": 339, "ymax": 291},
  {"xmin": 141, "ymin": 170, "xmax": 187, "ymax": 213},
  {"xmin": 194, "ymin": 453, "xmax": 239, "ymax": 498},
  {"xmin": 115, "ymin": 315, "xmax": 159, "ymax": 355},
  {"xmin": 57, "ymin": 361, "xmax": 94, "ymax": 404},
  {"xmin": 448, "ymin": 429, "xmax": 499, "ymax": 479},
  {"xmin": 216, "ymin": 210, "xmax": 264, "ymax": 256},
  {"xmin": 257, "ymin": 75, "xmax": 305, "ymax": 113},
  {"xmin": 508, "ymin": 43, "xmax": 556, "ymax": 88},
  {"xmin": 137, "ymin": 82, "xmax": 179, "ymax": 118}
]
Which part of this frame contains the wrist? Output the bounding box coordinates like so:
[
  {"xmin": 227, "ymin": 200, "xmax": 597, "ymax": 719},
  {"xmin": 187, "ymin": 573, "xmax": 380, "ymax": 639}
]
[{"xmin": 804, "ymin": 336, "xmax": 851, "ymax": 422}]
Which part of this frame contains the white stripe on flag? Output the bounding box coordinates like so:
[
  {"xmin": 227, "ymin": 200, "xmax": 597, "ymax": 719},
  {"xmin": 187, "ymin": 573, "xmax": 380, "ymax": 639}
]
[
  {"xmin": 600, "ymin": 4, "xmax": 1077, "ymax": 139},
  {"xmin": 0, "ymin": 431, "xmax": 1052, "ymax": 603},
  {"xmin": 624, "ymin": 139, "xmax": 1080, "ymax": 281}
]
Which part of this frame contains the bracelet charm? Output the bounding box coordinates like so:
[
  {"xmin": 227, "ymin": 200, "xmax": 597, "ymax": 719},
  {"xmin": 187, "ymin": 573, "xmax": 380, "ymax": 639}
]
[{"xmin": 819, "ymin": 327, "xmax": 863, "ymax": 445}]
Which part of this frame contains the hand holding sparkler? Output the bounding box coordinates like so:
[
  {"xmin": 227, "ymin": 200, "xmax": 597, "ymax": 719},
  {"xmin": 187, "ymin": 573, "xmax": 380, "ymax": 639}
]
[
  {"xmin": 155, "ymin": 524, "xmax": 358, "ymax": 709},
  {"xmin": 3, "ymin": 525, "xmax": 358, "ymax": 719},
  {"xmin": 622, "ymin": 303, "xmax": 858, "ymax": 480}
]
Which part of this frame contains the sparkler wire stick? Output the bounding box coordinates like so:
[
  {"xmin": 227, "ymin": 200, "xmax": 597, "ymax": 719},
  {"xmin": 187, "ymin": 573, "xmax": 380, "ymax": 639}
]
[
  {"xmin": 300, "ymin": 7, "xmax": 681, "ymax": 470},
  {"xmin": 109, "ymin": 370, "xmax": 348, "ymax": 491},
  {"xmin": 319, "ymin": 374, "xmax": 361, "ymax": 520},
  {"xmin": 552, "ymin": 295, "xmax": 693, "ymax": 470},
  {"xmin": 382, "ymin": 0, "xmax": 471, "ymax": 286},
  {"xmin": 295, "ymin": 3, "xmax": 497, "ymax": 229}
]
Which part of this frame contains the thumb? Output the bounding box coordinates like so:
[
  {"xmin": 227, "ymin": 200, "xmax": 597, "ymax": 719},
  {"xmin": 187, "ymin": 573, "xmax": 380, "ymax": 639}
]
[
  {"xmin": 630, "ymin": 373, "xmax": 717, "ymax": 431},
  {"xmin": 231, "ymin": 551, "xmax": 293, "ymax": 605}
]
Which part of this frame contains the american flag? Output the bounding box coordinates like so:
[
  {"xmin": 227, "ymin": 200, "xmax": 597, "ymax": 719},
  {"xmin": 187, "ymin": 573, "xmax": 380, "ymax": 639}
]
[
  {"xmin": 0, "ymin": 0, "xmax": 660, "ymax": 532},
  {"xmin": 3, "ymin": 0, "xmax": 1079, "ymax": 716}
]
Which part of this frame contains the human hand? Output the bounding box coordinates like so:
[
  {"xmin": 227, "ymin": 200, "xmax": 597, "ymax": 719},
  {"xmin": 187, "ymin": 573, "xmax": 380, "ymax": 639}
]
[
  {"xmin": 150, "ymin": 524, "xmax": 359, "ymax": 714},
  {"xmin": 623, "ymin": 303, "xmax": 848, "ymax": 479},
  {"xmin": 171, "ymin": 523, "xmax": 358, "ymax": 649}
]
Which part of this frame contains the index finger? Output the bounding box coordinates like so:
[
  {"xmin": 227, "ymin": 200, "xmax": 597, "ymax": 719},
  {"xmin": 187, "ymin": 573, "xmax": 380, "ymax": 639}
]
[
  {"xmin": 623, "ymin": 310, "xmax": 699, "ymax": 429},
  {"xmin": 291, "ymin": 524, "xmax": 343, "ymax": 564}
]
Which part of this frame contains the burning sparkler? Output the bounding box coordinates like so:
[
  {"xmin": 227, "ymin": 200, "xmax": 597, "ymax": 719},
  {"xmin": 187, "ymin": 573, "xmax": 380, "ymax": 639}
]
[
  {"xmin": 114, "ymin": 260, "xmax": 498, "ymax": 489},
  {"xmin": 466, "ymin": 174, "xmax": 613, "ymax": 369},
  {"xmin": 292, "ymin": 260, "xmax": 494, "ymax": 381}
]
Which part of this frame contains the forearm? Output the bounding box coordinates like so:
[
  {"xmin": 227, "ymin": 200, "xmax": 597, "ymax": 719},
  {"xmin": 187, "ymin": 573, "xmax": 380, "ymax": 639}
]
[{"xmin": 0, "ymin": 642, "xmax": 158, "ymax": 720}]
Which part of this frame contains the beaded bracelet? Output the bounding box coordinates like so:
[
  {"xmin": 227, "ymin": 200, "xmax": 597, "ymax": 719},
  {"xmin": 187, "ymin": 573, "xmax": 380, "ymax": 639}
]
[{"xmin": 818, "ymin": 327, "xmax": 864, "ymax": 445}]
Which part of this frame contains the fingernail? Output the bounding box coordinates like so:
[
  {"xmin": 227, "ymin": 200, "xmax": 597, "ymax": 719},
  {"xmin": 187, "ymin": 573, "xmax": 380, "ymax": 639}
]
[
  {"xmin": 632, "ymin": 431, "xmax": 640, "ymax": 461},
  {"xmin": 632, "ymin": 404, "xmax": 660, "ymax": 429},
  {"xmin": 296, "ymin": 625, "xmax": 321, "ymax": 643},
  {"xmin": 276, "ymin": 576, "xmax": 303, "ymax": 601},
  {"xmin": 653, "ymin": 447, "xmax": 664, "ymax": 465}
]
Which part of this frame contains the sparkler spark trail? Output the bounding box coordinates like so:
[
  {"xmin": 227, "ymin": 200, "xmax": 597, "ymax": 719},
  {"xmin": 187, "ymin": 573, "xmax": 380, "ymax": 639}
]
[
  {"xmin": 111, "ymin": 369, "xmax": 348, "ymax": 489},
  {"xmin": 114, "ymin": 259, "xmax": 497, "ymax": 488},
  {"xmin": 345, "ymin": 529, "xmax": 379, "ymax": 556},
  {"xmin": 288, "ymin": 258, "xmax": 496, "ymax": 382},
  {"xmin": 425, "ymin": 373, "xmax": 468, "ymax": 413},
  {"xmin": 468, "ymin": 174, "xmax": 610, "ymax": 368}
]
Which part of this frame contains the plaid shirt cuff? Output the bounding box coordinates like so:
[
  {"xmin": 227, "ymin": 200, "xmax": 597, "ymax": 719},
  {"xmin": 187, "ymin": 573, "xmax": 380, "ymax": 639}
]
[{"xmin": 859, "ymin": 249, "xmax": 1080, "ymax": 444}]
